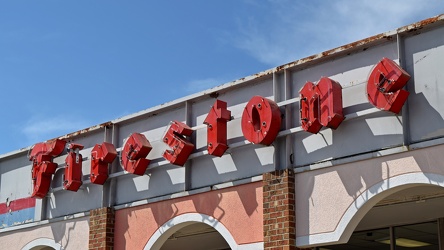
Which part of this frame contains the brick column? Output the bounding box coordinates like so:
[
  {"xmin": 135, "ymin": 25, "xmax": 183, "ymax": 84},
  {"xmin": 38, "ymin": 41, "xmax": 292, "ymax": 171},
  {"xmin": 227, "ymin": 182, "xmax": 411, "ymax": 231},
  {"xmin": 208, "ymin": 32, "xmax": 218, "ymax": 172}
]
[
  {"xmin": 89, "ymin": 207, "xmax": 115, "ymax": 250},
  {"xmin": 263, "ymin": 169, "xmax": 311, "ymax": 250}
]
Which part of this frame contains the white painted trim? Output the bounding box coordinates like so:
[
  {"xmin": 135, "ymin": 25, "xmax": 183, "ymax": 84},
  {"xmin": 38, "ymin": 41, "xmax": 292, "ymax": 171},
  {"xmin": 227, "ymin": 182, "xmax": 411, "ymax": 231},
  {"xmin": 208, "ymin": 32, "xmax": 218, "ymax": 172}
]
[
  {"xmin": 22, "ymin": 238, "xmax": 62, "ymax": 250},
  {"xmin": 144, "ymin": 213, "xmax": 263, "ymax": 250},
  {"xmin": 238, "ymin": 242, "xmax": 263, "ymax": 249},
  {"xmin": 296, "ymin": 172, "xmax": 444, "ymax": 247}
]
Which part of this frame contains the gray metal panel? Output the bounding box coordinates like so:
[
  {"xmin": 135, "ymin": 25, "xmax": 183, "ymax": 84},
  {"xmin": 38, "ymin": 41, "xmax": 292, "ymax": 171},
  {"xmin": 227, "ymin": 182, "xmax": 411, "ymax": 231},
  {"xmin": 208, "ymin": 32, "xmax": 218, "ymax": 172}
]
[
  {"xmin": 290, "ymin": 42, "xmax": 398, "ymax": 92},
  {"xmin": 0, "ymin": 153, "xmax": 31, "ymax": 203},
  {"xmin": 47, "ymin": 184, "xmax": 103, "ymax": 218},
  {"xmin": 290, "ymin": 42, "xmax": 404, "ymax": 166},
  {"xmin": 190, "ymin": 78, "xmax": 276, "ymax": 188},
  {"xmin": 294, "ymin": 112, "xmax": 404, "ymax": 166},
  {"xmin": 114, "ymin": 164, "xmax": 185, "ymax": 205},
  {"xmin": 117, "ymin": 106, "xmax": 186, "ymax": 148},
  {"xmin": 190, "ymin": 144, "xmax": 275, "ymax": 189},
  {"xmin": 405, "ymin": 26, "xmax": 444, "ymax": 142}
]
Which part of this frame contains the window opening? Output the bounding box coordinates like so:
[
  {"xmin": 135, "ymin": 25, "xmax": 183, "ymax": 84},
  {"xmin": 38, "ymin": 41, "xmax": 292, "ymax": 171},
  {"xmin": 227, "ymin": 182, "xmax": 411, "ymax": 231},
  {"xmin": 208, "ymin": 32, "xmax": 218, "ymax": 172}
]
[{"xmin": 317, "ymin": 221, "xmax": 439, "ymax": 250}]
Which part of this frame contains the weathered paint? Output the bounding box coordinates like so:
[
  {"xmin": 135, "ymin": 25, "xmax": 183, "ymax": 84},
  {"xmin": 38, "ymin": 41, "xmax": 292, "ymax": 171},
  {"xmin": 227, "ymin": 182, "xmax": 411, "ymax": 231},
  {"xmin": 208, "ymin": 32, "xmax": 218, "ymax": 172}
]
[
  {"xmin": 0, "ymin": 208, "xmax": 35, "ymax": 228},
  {"xmin": 0, "ymin": 197, "xmax": 35, "ymax": 228}
]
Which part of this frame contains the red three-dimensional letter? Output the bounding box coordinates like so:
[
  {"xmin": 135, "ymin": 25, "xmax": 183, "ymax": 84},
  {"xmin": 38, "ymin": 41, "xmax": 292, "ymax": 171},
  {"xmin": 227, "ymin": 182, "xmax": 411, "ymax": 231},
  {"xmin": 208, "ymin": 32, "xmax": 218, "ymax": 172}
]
[
  {"xmin": 367, "ymin": 57, "xmax": 411, "ymax": 113},
  {"xmin": 121, "ymin": 133, "xmax": 152, "ymax": 175},
  {"xmin": 64, "ymin": 143, "xmax": 84, "ymax": 192},
  {"xmin": 204, "ymin": 100, "xmax": 231, "ymax": 157},
  {"xmin": 241, "ymin": 96, "xmax": 282, "ymax": 145},
  {"xmin": 300, "ymin": 81, "xmax": 322, "ymax": 134},
  {"xmin": 300, "ymin": 77, "xmax": 344, "ymax": 134},
  {"xmin": 90, "ymin": 142, "xmax": 117, "ymax": 185},
  {"xmin": 28, "ymin": 139, "xmax": 66, "ymax": 198},
  {"xmin": 163, "ymin": 121, "xmax": 195, "ymax": 166}
]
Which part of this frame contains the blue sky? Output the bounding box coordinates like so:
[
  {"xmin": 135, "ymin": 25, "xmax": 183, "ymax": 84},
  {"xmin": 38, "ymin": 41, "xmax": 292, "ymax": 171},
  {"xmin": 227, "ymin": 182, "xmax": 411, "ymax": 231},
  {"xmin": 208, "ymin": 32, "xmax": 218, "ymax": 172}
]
[{"xmin": 0, "ymin": 1, "xmax": 443, "ymax": 154}]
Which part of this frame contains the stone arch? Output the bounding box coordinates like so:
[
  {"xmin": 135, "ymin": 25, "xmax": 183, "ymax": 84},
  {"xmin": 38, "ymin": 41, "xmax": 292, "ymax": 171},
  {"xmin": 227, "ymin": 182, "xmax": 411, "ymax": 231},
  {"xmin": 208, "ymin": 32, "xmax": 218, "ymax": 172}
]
[
  {"xmin": 297, "ymin": 172, "xmax": 444, "ymax": 246},
  {"xmin": 144, "ymin": 213, "xmax": 244, "ymax": 250},
  {"xmin": 21, "ymin": 238, "xmax": 62, "ymax": 250}
]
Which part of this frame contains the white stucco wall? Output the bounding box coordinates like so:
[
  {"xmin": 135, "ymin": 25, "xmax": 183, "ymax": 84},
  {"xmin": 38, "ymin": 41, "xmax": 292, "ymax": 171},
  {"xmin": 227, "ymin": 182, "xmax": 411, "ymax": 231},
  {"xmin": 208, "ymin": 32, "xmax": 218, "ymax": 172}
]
[
  {"xmin": 296, "ymin": 143, "xmax": 444, "ymax": 247},
  {"xmin": 0, "ymin": 216, "xmax": 89, "ymax": 250}
]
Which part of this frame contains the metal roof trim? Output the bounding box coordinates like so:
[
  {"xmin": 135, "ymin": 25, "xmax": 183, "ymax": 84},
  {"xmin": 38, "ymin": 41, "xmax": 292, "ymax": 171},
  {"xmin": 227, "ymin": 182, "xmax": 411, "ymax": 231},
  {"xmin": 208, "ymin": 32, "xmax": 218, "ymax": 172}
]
[
  {"xmin": 112, "ymin": 14, "xmax": 444, "ymax": 125},
  {"xmin": 1, "ymin": 14, "xmax": 443, "ymax": 157}
]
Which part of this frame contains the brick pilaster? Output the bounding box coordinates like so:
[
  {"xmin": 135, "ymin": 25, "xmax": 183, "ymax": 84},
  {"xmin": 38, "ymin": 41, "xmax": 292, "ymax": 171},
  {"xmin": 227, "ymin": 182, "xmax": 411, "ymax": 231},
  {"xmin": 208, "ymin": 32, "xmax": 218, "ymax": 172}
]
[
  {"xmin": 263, "ymin": 169, "xmax": 311, "ymax": 250},
  {"xmin": 89, "ymin": 207, "xmax": 115, "ymax": 250}
]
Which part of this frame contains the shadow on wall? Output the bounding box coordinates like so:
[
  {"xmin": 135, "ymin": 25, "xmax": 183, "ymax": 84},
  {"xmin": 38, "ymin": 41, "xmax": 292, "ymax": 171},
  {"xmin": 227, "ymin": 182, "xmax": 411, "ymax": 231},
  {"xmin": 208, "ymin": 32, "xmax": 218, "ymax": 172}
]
[
  {"xmin": 113, "ymin": 167, "xmax": 178, "ymax": 246},
  {"xmin": 407, "ymin": 91, "xmax": 444, "ymax": 143},
  {"xmin": 404, "ymin": 26, "xmax": 444, "ymax": 142},
  {"xmin": 50, "ymin": 220, "xmax": 76, "ymax": 250},
  {"xmin": 111, "ymin": 135, "xmax": 272, "ymax": 206},
  {"xmin": 115, "ymin": 181, "xmax": 260, "ymax": 249},
  {"xmin": 235, "ymin": 183, "xmax": 259, "ymax": 217},
  {"xmin": 190, "ymin": 143, "xmax": 275, "ymax": 190},
  {"xmin": 190, "ymin": 193, "xmax": 225, "ymax": 228},
  {"xmin": 298, "ymin": 66, "xmax": 444, "ymax": 202},
  {"xmin": 295, "ymin": 104, "xmax": 404, "ymax": 167},
  {"xmin": 312, "ymin": 91, "xmax": 444, "ymax": 207},
  {"xmin": 297, "ymin": 142, "xmax": 444, "ymax": 246}
]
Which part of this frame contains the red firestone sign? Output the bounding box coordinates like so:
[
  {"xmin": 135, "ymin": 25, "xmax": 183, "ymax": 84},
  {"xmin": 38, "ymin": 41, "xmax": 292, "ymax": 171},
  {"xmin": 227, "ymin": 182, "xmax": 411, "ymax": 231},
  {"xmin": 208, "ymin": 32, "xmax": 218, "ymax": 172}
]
[{"xmin": 28, "ymin": 57, "xmax": 410, "ymax": 198}]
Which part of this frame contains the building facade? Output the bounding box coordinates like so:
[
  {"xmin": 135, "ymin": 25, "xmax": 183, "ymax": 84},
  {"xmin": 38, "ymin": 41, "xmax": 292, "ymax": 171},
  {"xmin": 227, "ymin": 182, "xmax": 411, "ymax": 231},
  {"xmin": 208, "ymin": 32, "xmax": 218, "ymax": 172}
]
[{"xmin": 1, "ymin": 14, "xmax": 444, "ymax": 250}]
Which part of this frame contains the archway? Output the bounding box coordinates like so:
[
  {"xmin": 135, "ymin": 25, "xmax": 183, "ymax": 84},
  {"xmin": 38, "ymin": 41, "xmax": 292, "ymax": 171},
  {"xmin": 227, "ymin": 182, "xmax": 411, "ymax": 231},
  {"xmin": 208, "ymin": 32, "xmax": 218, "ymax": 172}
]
[
  {"xmin": 337, "ymin": 173, "xmax": 444, "ymax": 244},
  {"xmin": 318, "ymin": 174, "xmax": 444, "ymax": 249},
  {"xmin": 28, "ymin": 247, "xmax": 55, "ymax": 250},
  {"xmin": 22, "ymin": 238, "xmax": 61, "ymax": 250},
  {"xmin": 144, "ymin": 213, "xmax": 239, "ymax": 250},
  {"xmin": 160, "ymin": 222, "xmax": 230, "ymax": 250},
  {"xmin": 297, "ymin": 172, "xmax": 444, "ymax": 247}
]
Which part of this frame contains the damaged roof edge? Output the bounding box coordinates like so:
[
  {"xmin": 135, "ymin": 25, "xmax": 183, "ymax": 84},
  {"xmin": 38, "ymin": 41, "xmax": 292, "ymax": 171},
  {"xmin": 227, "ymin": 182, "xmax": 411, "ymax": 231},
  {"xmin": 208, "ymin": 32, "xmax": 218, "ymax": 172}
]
[
  {"xmin": 0, "ymin": 121, "xmax": 115, "ymax": 159},
  {"xmin": 275, "ymin": 13, "xmax": 444, "ymax": 72},
  {"xmin": 113, "ymin": 14, "xmax": 444, "ymax": 124},
  {"xmin": 2, "ymin": 14, "xmax": 443, "ymax": 158}
]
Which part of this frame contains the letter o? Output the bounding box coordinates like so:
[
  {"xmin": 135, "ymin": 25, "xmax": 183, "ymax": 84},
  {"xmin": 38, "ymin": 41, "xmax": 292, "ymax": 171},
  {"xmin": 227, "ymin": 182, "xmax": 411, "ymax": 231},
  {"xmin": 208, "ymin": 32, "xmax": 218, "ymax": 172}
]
[{"xmin": 241, "ymin": 96, "xmax": 282, "ymax": 145}]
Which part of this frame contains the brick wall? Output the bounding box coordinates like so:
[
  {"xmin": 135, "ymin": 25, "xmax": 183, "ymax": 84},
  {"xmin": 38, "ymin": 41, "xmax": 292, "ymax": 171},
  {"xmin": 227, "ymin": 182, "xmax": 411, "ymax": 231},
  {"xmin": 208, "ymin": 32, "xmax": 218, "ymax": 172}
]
[
  {"xmin": 89, "ymin": 207, "xmax": 115, "ymax": 250},
  {"xmin": 263, "ymin": 169, "xmax": 312, "ymax": 250}
]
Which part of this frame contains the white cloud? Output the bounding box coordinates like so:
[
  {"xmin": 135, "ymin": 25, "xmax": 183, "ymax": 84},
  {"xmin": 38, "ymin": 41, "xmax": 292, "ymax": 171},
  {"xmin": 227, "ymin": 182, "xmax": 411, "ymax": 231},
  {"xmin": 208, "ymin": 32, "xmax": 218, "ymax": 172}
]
[
  {"xmin": 21, "ymin": 115, "xmax": 91, "ymax": 145},
  {"xmin": 233, "ymin": 0, "xmax": 444, "ymax": 66}
]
